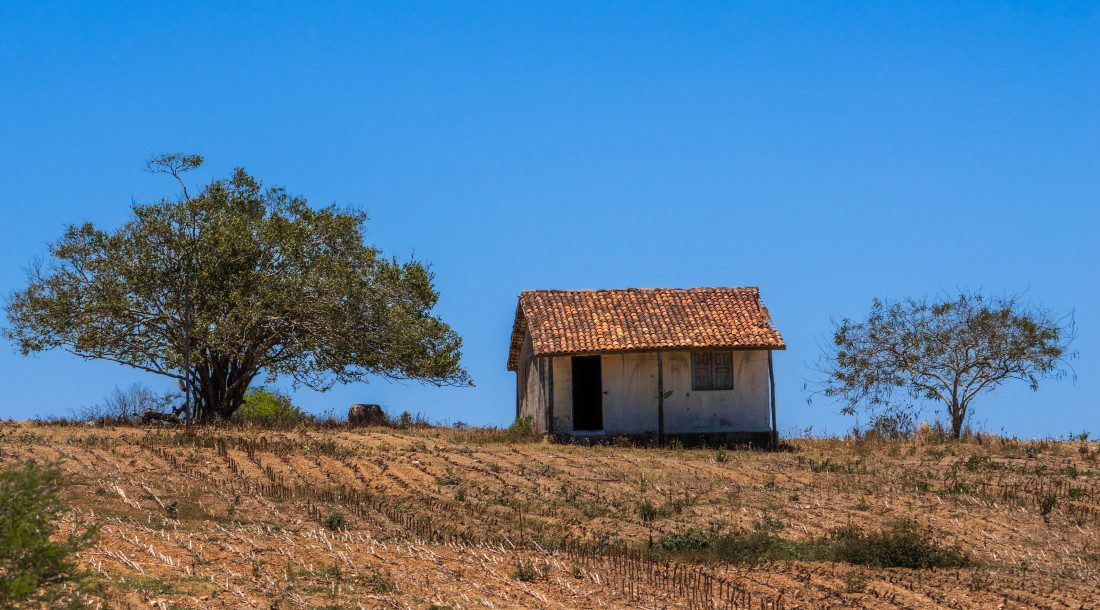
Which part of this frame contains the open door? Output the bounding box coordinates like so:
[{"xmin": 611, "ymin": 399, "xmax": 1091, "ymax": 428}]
[{"xmin": 571, "ymin": 356, "xmax": 603, "ymax": 431}]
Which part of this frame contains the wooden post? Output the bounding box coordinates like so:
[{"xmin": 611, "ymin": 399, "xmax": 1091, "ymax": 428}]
[
  {"xmin": 657, "ymin": 352, "xmax": 665, "ymax": 446},
  {"xmin": 768, "ymin": 350, "xmax": 777, "ymax": 450}
]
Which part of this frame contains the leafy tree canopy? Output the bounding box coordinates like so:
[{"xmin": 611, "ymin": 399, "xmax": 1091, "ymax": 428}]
[
  {"xmin": 5, "ymin": 154, "xmax": 470, "ymax": 420},
  {"xmin": 814, "ymin": 291, "xmax": 1074, "ymax": 438}
]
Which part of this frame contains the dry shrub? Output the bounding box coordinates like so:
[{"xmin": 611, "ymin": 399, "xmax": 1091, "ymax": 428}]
[{"xmin": 915, "ymin": 421, "xmax": 951, "ymax": 445}]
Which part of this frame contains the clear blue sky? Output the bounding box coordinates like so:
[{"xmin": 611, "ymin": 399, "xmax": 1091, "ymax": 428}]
[{"xmin": 1, "ymin": 2, "xmax": 1096, "ymax": 437}]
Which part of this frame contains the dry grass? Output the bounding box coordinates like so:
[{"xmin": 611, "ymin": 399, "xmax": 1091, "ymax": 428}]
[{"xmin": 2, "ymin": 421, "xmax": 1098, "ymax": 608}]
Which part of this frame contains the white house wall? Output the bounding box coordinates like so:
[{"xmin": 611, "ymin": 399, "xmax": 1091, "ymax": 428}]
[{"xmin": 551, "ymin": 350, "xmax": 771, "ymax": 435}]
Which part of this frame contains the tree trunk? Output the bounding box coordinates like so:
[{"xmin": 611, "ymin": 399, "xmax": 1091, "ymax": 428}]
[
  {"xmin": 192, "ymin": 354, "xmax": 257, "ymax": 421},
  {"xmin": 194, "ymin": 381, "xmax": 249, "ymax": 421},
  {"xmin": 949, "ymin": 396, "xmax": 965, "ymax": 440}
]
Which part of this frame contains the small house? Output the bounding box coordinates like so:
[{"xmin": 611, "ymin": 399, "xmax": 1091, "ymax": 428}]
[{"xmin": 506, "ymin": 287, "xmax": 785, "ymax": 446}]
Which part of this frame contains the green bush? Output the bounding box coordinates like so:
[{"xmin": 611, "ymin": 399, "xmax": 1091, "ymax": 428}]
[
  {"xmin": 822, "ymin": 519, "xmax": 970, "ymax": 568},
  {"xmin": 322, "ymin": 511, "xmax": 347, "ymax": 531},
  {"xmin": 713, "ymin": 529, "xmax": 805, "ymax": 564},
  {"xmin": 234, "ymin": 388, "xmax": 305, "ymax": 425},
  {"xmin": 1038, "ymin": 492, "xmax": 1057, "ymax": 519},
  {"xmin": 512, "ymin": 559, "xmax": 542, "ymax": 582},
  {"xmin": 505, "ymin": 416, "xmax": 537, "ymax": 442},
  {"xmin": 0, "ymin": 462, "xmax": 96, "ymax": 608},
  {"xmin": 656, "ymin": 526, "xmax": 720, "ymax": 552},
  {"xmin": 653, "ymin": 519, "xmax": 969, "ymax": 568},
  {"xmin": 638, "ymin": 501, "xmax": 663, "ymax": 523}
]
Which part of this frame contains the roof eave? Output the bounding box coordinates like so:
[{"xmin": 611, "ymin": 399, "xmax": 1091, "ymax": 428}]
[
  {"xmin": 505, "ymin": 301, "xmax": 527, "ymax": 371},
  {"xmin": 529, "ymin": 343, "xmax": 786, "ymax": 359}
]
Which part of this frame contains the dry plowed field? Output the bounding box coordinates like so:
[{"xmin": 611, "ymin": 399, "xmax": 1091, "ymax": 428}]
[{"xmin": 2, "ymin": 422, "xmax": 1098, "ymax": 608}]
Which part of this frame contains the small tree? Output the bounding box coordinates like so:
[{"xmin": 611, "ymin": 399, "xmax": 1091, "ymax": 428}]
[
  {"xmin": 5, "ymin": 154, "xmax": 470, "ymax": 421},
  {"xmin": 0, "ymin": 462, "xmax": 96, "ymax": 608},
  {"xmin": 233, "ymin": 387, "xmax": 305, "ymax": 425},
  {"xmin": 816, "ymin": 291, "xmax": 1074, "ymax": 439}
]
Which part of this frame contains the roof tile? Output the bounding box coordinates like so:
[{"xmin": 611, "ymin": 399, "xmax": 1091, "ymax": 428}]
[{"xmin": 506, "ymin": 287, "xmax": 784, "ymax": 370}]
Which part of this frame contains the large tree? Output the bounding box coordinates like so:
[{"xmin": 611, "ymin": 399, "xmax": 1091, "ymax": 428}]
[
  {"xmin": 816, "ymin": 291, "xmax": 1074, "ymax": 438},
  {"xmin": 5, "ymin": 154, "xmax": 470, "ymax": 421}
]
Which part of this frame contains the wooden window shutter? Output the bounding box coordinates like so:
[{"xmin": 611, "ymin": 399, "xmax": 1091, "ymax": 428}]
[
  {"xmin": 692, "ymin": 351, "xmax": 713, "ymax": 391},
  {"xmin": 692, "ymin": 350, "xmax": 733, "ymax": 391},
  {"xmin": 712, "ymin": 351, "xmax": 733, "ymax": 390}
]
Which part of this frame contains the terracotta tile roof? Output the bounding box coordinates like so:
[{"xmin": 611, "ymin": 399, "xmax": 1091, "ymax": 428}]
[{"xmin": 507, "ymin": 287, "xmax": 784, "ymax": 370}]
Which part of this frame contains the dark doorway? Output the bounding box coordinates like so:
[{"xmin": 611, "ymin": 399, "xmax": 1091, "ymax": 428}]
[{"xmin": 571, "ymin": 356, "xmax": 603, "ymax": 431}]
